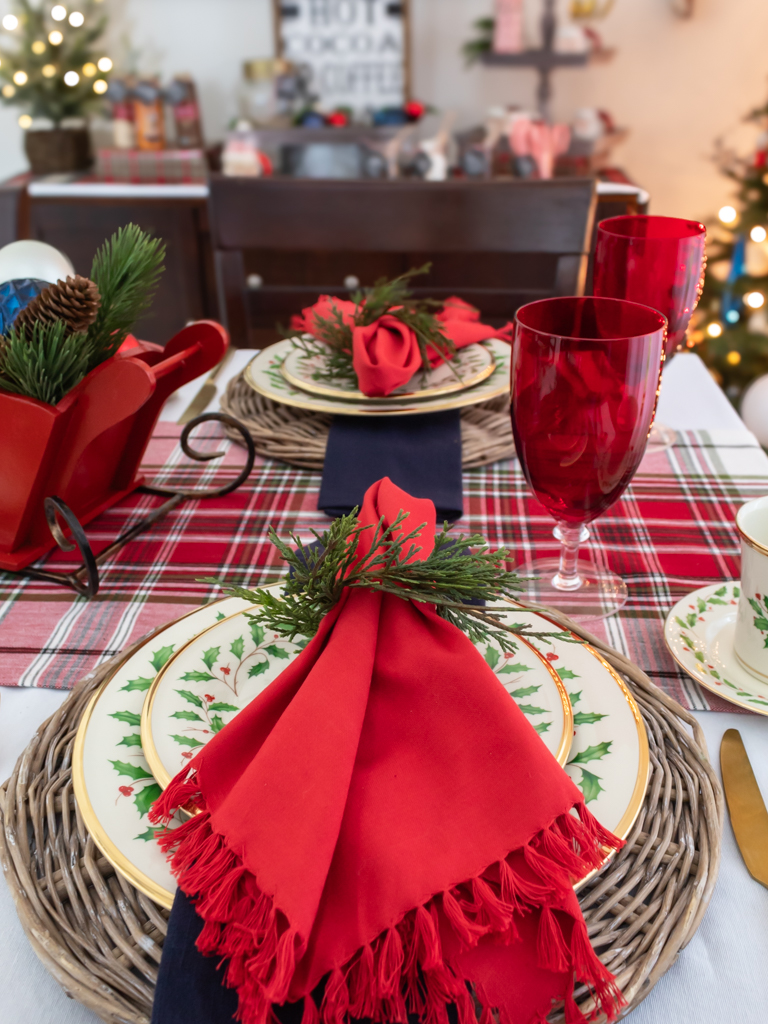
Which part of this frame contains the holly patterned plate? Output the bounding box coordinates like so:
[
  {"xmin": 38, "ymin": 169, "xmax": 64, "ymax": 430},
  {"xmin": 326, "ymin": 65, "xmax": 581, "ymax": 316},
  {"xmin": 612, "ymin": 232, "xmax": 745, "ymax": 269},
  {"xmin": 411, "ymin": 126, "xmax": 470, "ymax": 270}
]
[
  {"xmin": 664, "ymin": 581, "xmax": 768, "ymax": 715},
  {"xmin": 140, "ymin": 604, "xmax": 574, "ymax": 790},
  {"xmin": 72, "ymin": 596, "xmax": 253, "ymax": 910},
  {"xmin": 243, "ymin": 338, "xmax": 510, "ymax": 417},
  {"xmin": 280, "ymin": 336, "xmax": 495, "ymax": 403}
]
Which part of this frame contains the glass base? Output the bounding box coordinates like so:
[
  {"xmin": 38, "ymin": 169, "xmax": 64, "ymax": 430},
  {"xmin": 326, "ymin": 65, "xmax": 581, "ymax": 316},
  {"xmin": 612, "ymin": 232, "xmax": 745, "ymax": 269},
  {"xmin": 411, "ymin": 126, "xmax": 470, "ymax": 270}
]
[
  {"xmin": 517, "ymin": 557, "xmax": 628, "ymax": 620},
  {"xmin": 646, "ymin": 421, "xmax": 676, "ymax": 453}
]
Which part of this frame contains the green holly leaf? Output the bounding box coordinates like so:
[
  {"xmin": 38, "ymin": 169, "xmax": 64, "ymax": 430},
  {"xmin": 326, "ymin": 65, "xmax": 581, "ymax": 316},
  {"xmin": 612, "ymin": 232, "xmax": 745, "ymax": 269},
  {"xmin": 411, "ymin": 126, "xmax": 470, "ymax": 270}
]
[
  {"xmin": 110, "ymin": 760, "xmax": 153, "ymax": 780},
  {"xmin": 117, "ymin": 733, "xmax": 143, "ymax": 748},
  {"xmin": 110, "ymin": 710, "xmax": 141, "ymax": 727},
  {"xmin": 209, "ymin": 702, "xmax": 239, "ymax": 712},
  {"xmin": 120, "ymin": 677, "xmax": 153, "ymax": 692},
  {"xmin": 573, "ymin": 711, "xmax": 608, "ymax": 725},
  {"xmin": 265, "ymin": 644, "xmax": 290, "ymax": 659},
  {"xmin": 557, "ymin": 668, "xmax": 580, "ymax": 680},
  {"xmin": 134, "ymin": 783, "xmax": 162, "ymax": 817},
  {"xmin": 210, "ymin": 715, "xmax": 225, "ymax": 733},
  {"xmin": 674, "ymin": 616, "xmax": 689, "ymax": 630},
  {"xmin": 533, "ymin": 722, "xmax": 551, "ymax": 734},
  {"xmin": 296, "ymin": 637, "xmax": 309, "ymax": 649},
  {"xmin": 517, "ymin": 704, "xmax": 547, "ymax": 716},
  {"xmin": 484, "ymin": 646, "xmax": 500, "ymax": 670},
  {"xmin": 749, "ymin": 597, "xmax": 762, "ymax": 615},
  {"xmin": 710, "ymin": 670, "xmax": 721, "ymax": 680},
  {"xmin": 170, "ymin": 734, "xmax": 204, "ymax": 748},
  {"xmin": 135, "ymin": 826, "xmax": 163, "ymax": 842},
  {"xmin": 734, "ymin": 586, "xmax": 741, "ymax": 597},
  {"xmin": 180, "ymin": 670, "xmax": 215, "ymax": 683},
  {"xmin": 576, "ymin": 768, "xmax": 604, "ymax": 804},
  {"xmin": 723, "ymin": 678, "xmax": 738, "ymax": 689},
  {"xmin": 508, "ymin": 684, "xmax": 541, "ymax": 698},
  {"xmin": 714, "ymin": 585, "xmax": 727, "ymax": 597},
  {"xmin": 202, "ymin": 646, "xmax": 221, "ymax": 671},
  {"xmin": 569, "ymin": 741, "xmax": 613, "ymax": 765},
  {"xmin": 686, "ymin": 613, "xmax": 698, "ymax": 628},
  {"xmin": 249, "ymin": 619, "xmax": 265, "ymax": 646},
  {"xmin": 215, "ymin": 612, "xmax": 226, "ymax": 621},
  {"xmin": 248, "ymin": 660, "xmax": 270, "ymax": 678},
  {"xmin": 497, "ymin": 663, "xmax": 534, "ymax": 674},
  {"xmin": 171, "ymin": 710, "xmax": 203, "ymax": 722},
  {"xmin": 754, "ymin": 617, "xmax": 768, "ymax": 632},
  {"xmin": 708, "ymin": 598, "xmax": 727, "ymax": 606},
  {"xmin": 569, "ymin": 691, "xmax": 582, "ymax": 705},
  {"xmin": 230, "ymin": 636, "xmax": 245, "ymax": 660},
  {"xmin": 175, "ymin": 688, "xmax": 204, "ymax": 707},
  {"xmin": 150, "ymin": 646, "xmax": 175, "ymax": 673},
  {"xmin": 697, "ymin": 598, "xmax": 707, "ymax": 613},
  {"xmin": 694, "ymin": 651, "xmax": 705, "ymax": 663}
]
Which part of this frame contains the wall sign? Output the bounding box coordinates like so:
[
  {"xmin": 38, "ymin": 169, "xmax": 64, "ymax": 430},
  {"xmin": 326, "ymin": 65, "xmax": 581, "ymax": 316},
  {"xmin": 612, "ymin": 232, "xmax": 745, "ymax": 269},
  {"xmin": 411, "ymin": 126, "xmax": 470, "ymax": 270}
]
[{"xmin": 274, "ymin": 1, "xmax": 410, "ymax": 113}]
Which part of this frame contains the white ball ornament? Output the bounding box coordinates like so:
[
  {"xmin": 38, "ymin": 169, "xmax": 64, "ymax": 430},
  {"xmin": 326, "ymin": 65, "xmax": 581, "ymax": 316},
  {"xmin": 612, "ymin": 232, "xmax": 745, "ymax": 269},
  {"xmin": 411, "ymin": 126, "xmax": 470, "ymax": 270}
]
[
  {"xmin": 0, "ymin": 240, "xmax": 75, "ymax": 287},
  {"xmin": 741, "ymin": 373, "xmax": 768, "ymax": 447}
]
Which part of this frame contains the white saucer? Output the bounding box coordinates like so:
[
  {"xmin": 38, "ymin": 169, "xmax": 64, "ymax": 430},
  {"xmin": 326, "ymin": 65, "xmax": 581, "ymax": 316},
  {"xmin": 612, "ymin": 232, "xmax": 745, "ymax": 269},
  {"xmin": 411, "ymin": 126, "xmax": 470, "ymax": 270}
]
[{"xmin": 664, "ymin": 582, "xmax": 768, "ymax": 714}]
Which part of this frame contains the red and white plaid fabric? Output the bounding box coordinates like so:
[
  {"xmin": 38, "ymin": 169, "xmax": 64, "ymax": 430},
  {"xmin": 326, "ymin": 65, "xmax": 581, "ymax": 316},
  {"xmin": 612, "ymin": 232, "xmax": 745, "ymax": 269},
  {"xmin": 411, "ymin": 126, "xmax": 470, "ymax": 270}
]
[{"xmin": 1, "ymin": 421, "xmax": 766, "ymax": 711}]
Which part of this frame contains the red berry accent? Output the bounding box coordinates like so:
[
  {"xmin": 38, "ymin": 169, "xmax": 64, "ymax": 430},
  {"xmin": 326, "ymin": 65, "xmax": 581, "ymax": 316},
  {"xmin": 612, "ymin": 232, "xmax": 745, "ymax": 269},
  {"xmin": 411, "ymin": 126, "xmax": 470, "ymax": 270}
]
[
  {"xmin": 545, "ymin": 652, "xmax": 559, "ymax": 662},
  {"xmin": 504, "ymin": 651, "xmax": 515, "ymax": 659},
  {"xmin": 182, "ymin": 751, "xmax": 193, "ymax": 759},
  {"xmin": 221, "ymin": 666, "xmax": 231, "ymax": 675},
  {"xmin": 119, "ymin": 785, "xmax": 134, "ymax": 797}
]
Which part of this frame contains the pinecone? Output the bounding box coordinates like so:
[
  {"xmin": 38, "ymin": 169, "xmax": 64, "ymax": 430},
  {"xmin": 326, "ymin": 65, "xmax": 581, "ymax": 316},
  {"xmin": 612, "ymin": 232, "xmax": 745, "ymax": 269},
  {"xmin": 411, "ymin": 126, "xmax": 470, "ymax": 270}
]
[{"xmin": 14, "ymin": 275, "xmax": 101, "ymax": 335}]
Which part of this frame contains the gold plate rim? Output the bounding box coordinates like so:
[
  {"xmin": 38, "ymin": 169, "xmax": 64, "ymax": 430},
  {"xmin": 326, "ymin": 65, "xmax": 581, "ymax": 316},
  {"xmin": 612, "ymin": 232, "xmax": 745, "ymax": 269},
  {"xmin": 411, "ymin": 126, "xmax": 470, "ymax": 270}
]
[
  {"xmin": 72, "ymin": 599, "xmax": 237, "ymax": 910},
  {"xmin": 243, "ymin": 343, "xmax": 509, "ymax": 417},
  {"xmin": 280, "ymin": 339, "xmax": 496, "ymax": 403}
]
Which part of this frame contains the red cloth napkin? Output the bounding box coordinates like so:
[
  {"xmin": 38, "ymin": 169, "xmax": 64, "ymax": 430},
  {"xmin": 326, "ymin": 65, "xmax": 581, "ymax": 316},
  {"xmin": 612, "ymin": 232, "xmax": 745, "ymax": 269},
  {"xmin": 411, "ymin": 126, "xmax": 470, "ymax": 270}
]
[
  {"xmin": 151, "ymin": 478, "xmax": 624, "ymax": 1024},
  {"xmin": 292, "ymin": 297, "xmax": 511, "ymax": 398}
]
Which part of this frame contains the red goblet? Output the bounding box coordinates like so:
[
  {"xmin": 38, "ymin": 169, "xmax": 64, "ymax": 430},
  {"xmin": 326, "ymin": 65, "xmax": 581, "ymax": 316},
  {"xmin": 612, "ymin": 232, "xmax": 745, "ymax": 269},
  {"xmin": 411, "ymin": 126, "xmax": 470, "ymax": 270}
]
[
  {"xmin": 511, "ymin": 296, "xmax": 667, "ymax": 619},
  {"xmin": 593, "ymin": 214, "xmax": 706, "ymax": 450}
]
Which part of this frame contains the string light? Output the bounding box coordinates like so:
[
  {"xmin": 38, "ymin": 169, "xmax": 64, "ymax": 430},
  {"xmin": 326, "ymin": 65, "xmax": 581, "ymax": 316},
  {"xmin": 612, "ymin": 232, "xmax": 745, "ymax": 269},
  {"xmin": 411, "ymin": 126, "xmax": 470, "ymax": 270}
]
[
  {"xmin": 13, "ymin": 70, "xmax": 28, "ymax": 85},
  {"xmin": 726, "ymin": 351, "xmax": 742, "ymax": 365},
  {"xmin": 718, "ymin": 206, "xmax": 738, "ymax": 225},
  {"xmin": 93, "ymin": 78, "xmax": 108, "ymax": 94},
  {"xmin": 97, "ymin": 56, "xmax": 112, "ymax": 72},
  {"xmin": 2, "ymin": 14, "xmax": 19, "ymax": 30},
  {"xmin": 18, "ymin": 114, "xmax": 32, "ymax": 129},
  {"xmin": 1, "ymin": 83, "xmax": 16, "ymax": 97},
  {"xmin": 51, "ymin": 5, "xmax": 67, "ymax": 21},
  {"xmin": 726, "ymin": 309, "xmax": 740, "ymax": 323},
  {"xmin": 64, "ymin": 70, "xmax": 79, "ymax": 86},
  {"xmin": 69, "ymin": 11, "xmax": 84, "ymax": 26},
  {"xmin": 42, "ymin": 64, "xmax": 56, "ymax": 77},
  {"xmin": 82, "ymin": 62, "xmax": 96, "ymax": 76},
  {"xmin": 707, "ymin": 322, "xmax": 723, "ymax": 338},
  {"xmin": 751, "ymin": 226, "xmax": 767, "ymax": 243},
  {"xmin": 746, "ymin": 291, "xmax": 765, "ymax": 309},
  {"xmin": 31, "ymin": 40, "xmax": 46, "ymax": 55},
  {"xmin": 48, "ymin": 30, "xmax": 63, "ymax": 44}
]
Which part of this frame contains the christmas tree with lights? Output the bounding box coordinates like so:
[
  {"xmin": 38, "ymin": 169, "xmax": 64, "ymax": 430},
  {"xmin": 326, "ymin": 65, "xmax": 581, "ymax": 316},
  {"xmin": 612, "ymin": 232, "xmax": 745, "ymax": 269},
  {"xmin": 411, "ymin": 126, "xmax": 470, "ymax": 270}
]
[
  {"xmin": 0, "ymin": 0, "xmax": 112, "ymax": 127},
  {"xmin": 694, "ymin": 102, "xmax": 768, "ymax": 402}
]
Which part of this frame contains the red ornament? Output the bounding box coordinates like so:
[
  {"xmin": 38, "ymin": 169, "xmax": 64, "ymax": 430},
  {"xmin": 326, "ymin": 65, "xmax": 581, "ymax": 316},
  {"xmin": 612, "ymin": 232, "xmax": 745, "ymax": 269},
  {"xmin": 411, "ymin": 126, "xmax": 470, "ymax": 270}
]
[
  {"xmin": 327, "ymin": 110, "xmax": 349, "ymax": 127},
  {"xmin": 404, "ymin": 100, "xmax": 426, "ymax": 121}
]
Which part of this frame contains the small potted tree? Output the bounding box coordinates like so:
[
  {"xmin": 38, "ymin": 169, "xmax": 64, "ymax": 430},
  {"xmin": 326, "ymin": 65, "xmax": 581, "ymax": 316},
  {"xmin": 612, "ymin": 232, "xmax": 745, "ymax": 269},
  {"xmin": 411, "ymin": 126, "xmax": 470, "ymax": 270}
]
[{"xmin": 0, "ymin": 0, "xmax": 113, "ymax": 173}]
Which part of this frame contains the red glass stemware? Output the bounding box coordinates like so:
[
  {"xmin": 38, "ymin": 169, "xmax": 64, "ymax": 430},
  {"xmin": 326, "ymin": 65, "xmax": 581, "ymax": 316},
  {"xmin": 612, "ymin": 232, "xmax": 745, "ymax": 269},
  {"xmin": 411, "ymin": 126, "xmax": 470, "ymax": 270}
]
[
  {"xmin": 593, "ymin": 214, "xmax": 706, "ymax": 361},
  {"xmin": 511, "ymin": 296, "xmax": 667, "ymax": 618}
]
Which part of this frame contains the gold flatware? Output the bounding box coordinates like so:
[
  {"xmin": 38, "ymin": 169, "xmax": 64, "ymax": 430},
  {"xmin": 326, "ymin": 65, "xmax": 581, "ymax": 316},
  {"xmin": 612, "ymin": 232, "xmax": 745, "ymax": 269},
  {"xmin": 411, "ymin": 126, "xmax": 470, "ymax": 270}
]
[
  {"xmin": 720, "ymin": 727, "xmax": 768, "ymax": 888},
  {"xmin": 177, "ymin": 347, "xmax": 235, "ymax": 425}
]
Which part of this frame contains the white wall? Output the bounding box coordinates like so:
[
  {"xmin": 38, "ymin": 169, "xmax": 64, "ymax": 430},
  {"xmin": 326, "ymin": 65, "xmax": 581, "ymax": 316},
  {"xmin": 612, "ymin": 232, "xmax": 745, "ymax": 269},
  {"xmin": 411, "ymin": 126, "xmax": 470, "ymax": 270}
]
[{"xmin": 1, "ymin": 0, "xmax": 767, "ymax": 221}]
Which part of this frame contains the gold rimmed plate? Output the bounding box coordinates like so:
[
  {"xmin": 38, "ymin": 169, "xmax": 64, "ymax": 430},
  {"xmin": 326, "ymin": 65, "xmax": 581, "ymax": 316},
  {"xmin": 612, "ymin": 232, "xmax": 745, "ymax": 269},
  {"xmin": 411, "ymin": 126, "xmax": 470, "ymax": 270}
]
[
  {"xmin": 244, "ymin": 337, "xmax": 511, "ymax": 417},
  {"xmin": 280, "ymin": 337, "xmax": 496, "ymax": 403}
]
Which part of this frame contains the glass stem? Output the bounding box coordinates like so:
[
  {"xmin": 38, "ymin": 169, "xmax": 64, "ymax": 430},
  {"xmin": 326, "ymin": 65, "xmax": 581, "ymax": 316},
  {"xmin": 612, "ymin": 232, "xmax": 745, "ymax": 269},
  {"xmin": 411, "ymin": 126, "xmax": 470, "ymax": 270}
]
[{"xmin": 552, "ymin": 523, "xmax": 584, "ymax": 591}]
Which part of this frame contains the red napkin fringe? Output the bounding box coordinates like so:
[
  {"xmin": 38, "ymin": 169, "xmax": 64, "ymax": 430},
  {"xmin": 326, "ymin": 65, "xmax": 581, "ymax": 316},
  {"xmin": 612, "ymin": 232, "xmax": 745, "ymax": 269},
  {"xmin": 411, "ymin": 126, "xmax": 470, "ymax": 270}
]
[{"xmin": 151, "ymin": 776, "xmax": 624, "ymax": 1024}]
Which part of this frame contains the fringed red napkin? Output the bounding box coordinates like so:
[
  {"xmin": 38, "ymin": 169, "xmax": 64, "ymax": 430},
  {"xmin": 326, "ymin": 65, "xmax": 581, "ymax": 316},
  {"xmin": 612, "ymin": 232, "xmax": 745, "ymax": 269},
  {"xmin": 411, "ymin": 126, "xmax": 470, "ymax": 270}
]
[
  {"xmin": 291, "ymin": 296, "xmax": 510, "ymax": 397},
  {"xmin": 151, "ymin": 478, "xmax": 625, "ymax": 1024}
]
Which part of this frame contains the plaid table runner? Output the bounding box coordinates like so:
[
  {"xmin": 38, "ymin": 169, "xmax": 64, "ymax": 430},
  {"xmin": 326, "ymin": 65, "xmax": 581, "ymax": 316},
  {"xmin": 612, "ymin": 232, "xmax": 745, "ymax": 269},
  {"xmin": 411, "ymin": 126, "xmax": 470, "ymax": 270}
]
[{"xmin": 1, "ymin": 421, "xmax": 767, "ymax": 712}]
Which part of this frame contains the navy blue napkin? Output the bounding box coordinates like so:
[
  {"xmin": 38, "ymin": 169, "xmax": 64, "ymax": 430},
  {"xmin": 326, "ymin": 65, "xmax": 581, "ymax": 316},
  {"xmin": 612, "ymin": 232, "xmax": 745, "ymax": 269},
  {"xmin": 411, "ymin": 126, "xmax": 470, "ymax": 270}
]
[{"xmin": 318, "ymin": 410, "xmax": 463, "ymax": 520}]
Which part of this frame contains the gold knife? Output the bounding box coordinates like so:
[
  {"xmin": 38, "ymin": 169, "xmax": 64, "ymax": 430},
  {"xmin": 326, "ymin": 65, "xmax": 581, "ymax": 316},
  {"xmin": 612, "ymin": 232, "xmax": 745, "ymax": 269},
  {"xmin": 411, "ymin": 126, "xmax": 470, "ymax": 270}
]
[
  {"xmin": 177, "ymin": 347, "xmax": 235, "ymax": 425},
  {"xmin": 720, "ymin": 728, "xmax": 768, "ymax": 888}
]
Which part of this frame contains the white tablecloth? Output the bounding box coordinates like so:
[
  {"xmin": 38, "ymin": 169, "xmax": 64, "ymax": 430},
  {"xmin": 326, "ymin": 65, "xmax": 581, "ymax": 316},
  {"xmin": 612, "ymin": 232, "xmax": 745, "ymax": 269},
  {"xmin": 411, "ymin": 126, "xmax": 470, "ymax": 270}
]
[{"xmin": 1, "ymin": 353, "xmax": 766, "ymax": 1023}]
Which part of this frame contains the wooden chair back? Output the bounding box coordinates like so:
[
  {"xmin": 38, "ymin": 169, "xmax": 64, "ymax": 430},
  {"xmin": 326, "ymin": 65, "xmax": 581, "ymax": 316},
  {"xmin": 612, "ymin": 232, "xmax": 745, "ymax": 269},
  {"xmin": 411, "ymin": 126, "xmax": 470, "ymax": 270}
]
[{"xmin": 209, "ymin": 175, "xmax": 597, "ymax": 347}]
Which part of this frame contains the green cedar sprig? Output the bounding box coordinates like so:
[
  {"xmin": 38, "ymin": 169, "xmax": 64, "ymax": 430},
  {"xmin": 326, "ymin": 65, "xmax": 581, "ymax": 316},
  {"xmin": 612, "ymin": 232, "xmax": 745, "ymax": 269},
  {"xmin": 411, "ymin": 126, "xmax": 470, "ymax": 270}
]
[
  {"xmin": 288, "ymin": 264, "xmax": 456, "ymax": 380},
  {"xmin": 0, "ymin": 320, "xmax": 89, "ymax": 405},
  {"xmin": 84, "ymin": 223, "xmax": 166, "ymax": 368},
  {"xmin": 202, "ymin": 511, "xmax": 574, "ymax": 653}
]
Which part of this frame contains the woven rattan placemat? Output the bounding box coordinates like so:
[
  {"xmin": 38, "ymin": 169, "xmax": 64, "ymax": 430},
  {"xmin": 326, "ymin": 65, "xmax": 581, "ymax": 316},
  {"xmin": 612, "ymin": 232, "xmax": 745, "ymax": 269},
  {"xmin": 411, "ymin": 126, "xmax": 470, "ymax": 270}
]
[
  {"xmin": 219, "ymin": 373, "xmax": 516, "ymax": 470},
  {"xmin": 0, "ymin": 605, "xmax": 723, "ymax": 1024}
]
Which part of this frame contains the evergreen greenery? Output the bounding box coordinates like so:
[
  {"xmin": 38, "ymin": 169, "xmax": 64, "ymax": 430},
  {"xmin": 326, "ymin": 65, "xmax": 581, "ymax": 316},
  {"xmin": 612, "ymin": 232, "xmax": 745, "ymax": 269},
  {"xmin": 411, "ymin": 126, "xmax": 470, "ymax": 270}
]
[
  {"xmin": 0, "ymin": 0, "xmax": 111, "ymax": 125},
  {"xmin": 0, "ymin": 320, "xmax": 88, "ymax": 405},
  {"xmin": 204, "ymin": 510, "xmax": 575, "ymax": 654}
]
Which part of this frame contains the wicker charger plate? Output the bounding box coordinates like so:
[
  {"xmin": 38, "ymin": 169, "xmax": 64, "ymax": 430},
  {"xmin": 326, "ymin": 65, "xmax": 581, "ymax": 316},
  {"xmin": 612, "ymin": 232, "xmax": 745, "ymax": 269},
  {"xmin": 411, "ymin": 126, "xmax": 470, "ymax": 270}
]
[
  {"xmin": 219, "ymin": 372, "xmax": 516, "ymax": 470},
  {"xmin": 0, "ymin": 606, "xmax": 723, "ymax": 1024}
]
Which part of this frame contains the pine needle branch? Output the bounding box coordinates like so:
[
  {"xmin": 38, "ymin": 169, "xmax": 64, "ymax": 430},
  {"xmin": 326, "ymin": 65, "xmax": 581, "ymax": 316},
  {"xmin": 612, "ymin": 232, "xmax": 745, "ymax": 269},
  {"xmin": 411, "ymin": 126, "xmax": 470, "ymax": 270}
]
[
  {"xmin": 0, "ymin": 320, "xmax": 89, "ymax": 405},
  {"xmin": 202, "ymin": 511, "xmax": 571, "ymax": 653}
]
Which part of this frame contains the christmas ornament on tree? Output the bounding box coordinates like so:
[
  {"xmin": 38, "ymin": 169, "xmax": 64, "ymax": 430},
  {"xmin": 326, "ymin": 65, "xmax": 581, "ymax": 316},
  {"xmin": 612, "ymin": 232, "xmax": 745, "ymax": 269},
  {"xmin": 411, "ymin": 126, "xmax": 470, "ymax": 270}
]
[{"xmin": 15, "ymin": 274, "xmax": 100, "ymax": 334}]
